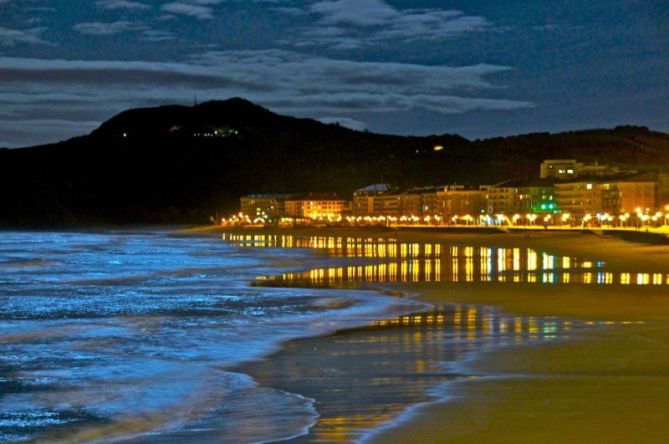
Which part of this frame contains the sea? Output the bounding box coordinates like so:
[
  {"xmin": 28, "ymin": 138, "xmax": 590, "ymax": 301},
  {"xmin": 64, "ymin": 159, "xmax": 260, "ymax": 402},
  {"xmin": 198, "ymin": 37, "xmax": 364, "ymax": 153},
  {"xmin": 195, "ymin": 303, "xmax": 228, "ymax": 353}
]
[{"xmin": 0, "ymin": 230, "xmax": 631, "ymax": 443}]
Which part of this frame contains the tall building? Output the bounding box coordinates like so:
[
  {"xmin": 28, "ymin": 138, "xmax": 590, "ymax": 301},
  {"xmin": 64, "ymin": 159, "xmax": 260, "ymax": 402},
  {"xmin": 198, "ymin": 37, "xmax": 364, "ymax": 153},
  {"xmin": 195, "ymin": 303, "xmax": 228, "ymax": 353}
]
[
  {"xmin": 486, "ymin": 181, "xmax": 558, "ymax": 214},
  {"xmin": 614, "ymin": 182, "xmax": 657, "ymax": 213},
  {"xmin": 521, "ymin": 186, "xmax": 558, "ymax": 213},
  {"xmin": 352, "ymin": 184, "xmax": 399, "ymax": 216},
  {"xmin": 284, "ymin": 194, "xmax": 350, "ymax": 219},
  {"xmin": 399, "ymin": 186, "xmax": 444, "ymax": 216},
  {"xmin": 540, "ymin": 159, "xmax": 622, "ymax": 180},
  {"xmin": 486, "ymin": 185, "xmax": 517, "ymax": 213},
  {"xmin": 436, "ymin": 185, "xmax": 487, "ymax": 217},
  {"xmin": 240, "ymin": 194, "xmax": 294, "ymax": 218},
  {"xmin": 555, "ymin": 180, "xmax": 656, "ymax": 215},
  {"xmin": 540, "ymin": 159, "xmax": 581, "ymax": 180}
]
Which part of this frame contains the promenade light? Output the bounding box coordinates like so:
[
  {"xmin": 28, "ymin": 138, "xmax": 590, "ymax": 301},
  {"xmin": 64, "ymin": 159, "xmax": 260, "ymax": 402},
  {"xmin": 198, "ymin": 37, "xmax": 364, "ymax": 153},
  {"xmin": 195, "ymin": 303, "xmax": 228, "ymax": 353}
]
[
  {"xmin": 584, "ymin": 214, "xmax": 592, "ymax": 222},
  {"xmin": 561, "ymin": 213, "xmax": 570, "ymax": 222},
  {"xmin": 512, "ymin": 214, "xmax": 521, "ymax": 223}
]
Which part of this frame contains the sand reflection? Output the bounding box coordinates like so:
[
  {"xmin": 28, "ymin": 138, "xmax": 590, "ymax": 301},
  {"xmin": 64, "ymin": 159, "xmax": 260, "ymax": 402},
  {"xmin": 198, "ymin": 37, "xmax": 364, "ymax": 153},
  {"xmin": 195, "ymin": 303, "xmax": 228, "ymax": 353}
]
[{"xmin": 244, "ymin": 303, "xmax": 608, "ymax": 442}]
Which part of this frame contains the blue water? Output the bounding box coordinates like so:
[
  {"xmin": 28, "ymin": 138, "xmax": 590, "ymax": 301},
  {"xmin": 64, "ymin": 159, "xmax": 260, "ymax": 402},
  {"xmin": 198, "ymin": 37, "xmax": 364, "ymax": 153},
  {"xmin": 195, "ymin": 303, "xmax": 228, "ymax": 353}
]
[{"xmin": 0, "ymin": 231, "xmax": 425, "ymax": 443}]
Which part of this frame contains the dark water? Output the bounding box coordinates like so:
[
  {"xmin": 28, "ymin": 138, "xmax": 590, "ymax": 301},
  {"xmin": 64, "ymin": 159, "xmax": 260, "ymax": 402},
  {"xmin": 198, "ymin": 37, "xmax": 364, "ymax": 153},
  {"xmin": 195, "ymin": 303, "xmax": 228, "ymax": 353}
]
[{"xmin": 0, "ymin": 231, "xmax": 644, "ymax": 443}]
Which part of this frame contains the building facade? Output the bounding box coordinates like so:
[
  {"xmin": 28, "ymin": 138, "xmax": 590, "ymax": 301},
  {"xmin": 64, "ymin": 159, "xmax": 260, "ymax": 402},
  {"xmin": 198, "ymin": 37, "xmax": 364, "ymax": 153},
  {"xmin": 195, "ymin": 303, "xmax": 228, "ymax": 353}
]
[
  {"xmin": 436, "ymin": 185, "xmax": 487, "ymax": 217},
  {"xmin": 555, "ymin": 181, "xmax": 656, "ymax": 215},
  {"xmin": 284, "ymin": 196, "xmax": 349, "ymax": 219},
  {"xmin": 540, "ymin": 159, "xmax": 621, "ymax": 180},
  {"xmin": 352, "ymin": 184, "xmax": 398, "ymax": 216},
  {"xmin": 240, "ymin": 194, "xmax": 294, "ymax": 218}
]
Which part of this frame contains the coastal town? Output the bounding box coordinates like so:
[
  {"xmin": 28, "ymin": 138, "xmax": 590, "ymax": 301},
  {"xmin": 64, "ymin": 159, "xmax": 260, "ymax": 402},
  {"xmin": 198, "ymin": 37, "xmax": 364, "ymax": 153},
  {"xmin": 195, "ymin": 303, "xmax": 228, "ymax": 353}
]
[{"xmin": 225, "ymin": 158, "xmax": 669, "ymax": 230}]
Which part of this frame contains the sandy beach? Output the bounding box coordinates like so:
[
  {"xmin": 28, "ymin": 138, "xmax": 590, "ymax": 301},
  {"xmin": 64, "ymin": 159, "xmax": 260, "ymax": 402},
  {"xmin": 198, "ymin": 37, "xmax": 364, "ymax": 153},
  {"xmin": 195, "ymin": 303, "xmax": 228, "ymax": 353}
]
[{"xmin": 197, "ymin": 225, "xmax": 669, "ymax": 443}]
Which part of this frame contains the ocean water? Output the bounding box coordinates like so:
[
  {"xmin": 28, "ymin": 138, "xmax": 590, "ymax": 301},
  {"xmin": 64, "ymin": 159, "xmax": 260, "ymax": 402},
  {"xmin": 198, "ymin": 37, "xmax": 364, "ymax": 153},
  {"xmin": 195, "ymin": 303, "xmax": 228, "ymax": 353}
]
[
  {"xmin": 0, "ymin": 231, "xmax": 425, "ymax": 443},
  {"xmin": 2, "ymin": 230, "xmax": 640, "ymax": 443}
]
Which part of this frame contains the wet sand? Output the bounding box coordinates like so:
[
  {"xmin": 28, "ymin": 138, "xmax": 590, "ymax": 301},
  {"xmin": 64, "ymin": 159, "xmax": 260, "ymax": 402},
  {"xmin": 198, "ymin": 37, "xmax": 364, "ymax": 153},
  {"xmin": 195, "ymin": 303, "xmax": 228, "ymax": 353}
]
[
  {"xmin": 370, "ymin": 235, "xmax": 669, "ymax": 443},
  {"xmin": 199, "ymin": 226, "xmax": 669, "ymax": 443}
]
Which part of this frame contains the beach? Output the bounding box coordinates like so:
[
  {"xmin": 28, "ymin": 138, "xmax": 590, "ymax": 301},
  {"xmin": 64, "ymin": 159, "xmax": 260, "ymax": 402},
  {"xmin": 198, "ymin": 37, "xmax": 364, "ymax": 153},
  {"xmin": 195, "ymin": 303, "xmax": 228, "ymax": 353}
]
[
  {"xmin": 206, "ymin": 226, "xmax": 669, "ymax": 443},
  {"xmin": 2, "ymin": 227, "xmax": 668, "ymax": 443}
]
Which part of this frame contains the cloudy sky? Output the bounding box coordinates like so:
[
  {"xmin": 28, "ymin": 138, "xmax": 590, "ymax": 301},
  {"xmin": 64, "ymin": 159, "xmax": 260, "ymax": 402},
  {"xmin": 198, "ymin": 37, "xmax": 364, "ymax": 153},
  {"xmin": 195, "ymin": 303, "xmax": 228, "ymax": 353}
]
[{"xmin": 1, "ymin": 0, "xmax": 668, "ymax": 147}]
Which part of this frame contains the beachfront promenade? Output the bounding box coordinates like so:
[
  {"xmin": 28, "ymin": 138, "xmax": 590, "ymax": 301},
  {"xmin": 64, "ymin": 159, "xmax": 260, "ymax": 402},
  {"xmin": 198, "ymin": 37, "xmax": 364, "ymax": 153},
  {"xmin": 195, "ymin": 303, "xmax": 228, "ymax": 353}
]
[{"xmin": 392, "ymin": 223, "xmax": 669, "ymax": 234}]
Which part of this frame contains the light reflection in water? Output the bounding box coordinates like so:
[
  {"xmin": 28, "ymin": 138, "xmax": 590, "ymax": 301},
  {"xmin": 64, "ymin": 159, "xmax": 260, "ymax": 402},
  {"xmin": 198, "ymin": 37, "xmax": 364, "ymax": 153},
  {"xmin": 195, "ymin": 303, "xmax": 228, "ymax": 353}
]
[
  {"xmin": 223, "ymin": 234, "xmax": 669, "ymax": 288},
  {"xmin": 246, "ymin": 303, "xmax": 592, "ymax": 443},
  {"xmin": 224, "ymin": 232, "xmax": 657, "ymax": 442}
]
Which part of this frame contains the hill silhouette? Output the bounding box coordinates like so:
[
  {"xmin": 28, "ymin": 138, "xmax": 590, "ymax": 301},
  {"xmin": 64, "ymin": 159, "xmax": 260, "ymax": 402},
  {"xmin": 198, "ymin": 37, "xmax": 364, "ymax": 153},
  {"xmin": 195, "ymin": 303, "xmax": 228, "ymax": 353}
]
[{"xmin": 1, "ymin": 98, "xmax": 668, "ymax": 227}]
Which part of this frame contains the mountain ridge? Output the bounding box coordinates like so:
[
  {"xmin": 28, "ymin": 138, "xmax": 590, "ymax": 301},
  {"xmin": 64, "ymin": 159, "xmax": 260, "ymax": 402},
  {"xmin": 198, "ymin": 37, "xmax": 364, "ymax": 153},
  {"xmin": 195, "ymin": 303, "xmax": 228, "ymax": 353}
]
[{"xmin": 1, "ymin": 98, "xmax": 668, "ymax": 227}]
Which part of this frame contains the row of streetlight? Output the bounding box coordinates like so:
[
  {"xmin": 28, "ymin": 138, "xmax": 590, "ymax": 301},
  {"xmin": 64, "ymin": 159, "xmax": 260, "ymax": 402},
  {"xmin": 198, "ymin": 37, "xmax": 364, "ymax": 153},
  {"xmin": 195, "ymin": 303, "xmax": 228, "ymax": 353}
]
[{"xmin": 221, "ymin": 207, "xmax": 669, "ymax": 229}]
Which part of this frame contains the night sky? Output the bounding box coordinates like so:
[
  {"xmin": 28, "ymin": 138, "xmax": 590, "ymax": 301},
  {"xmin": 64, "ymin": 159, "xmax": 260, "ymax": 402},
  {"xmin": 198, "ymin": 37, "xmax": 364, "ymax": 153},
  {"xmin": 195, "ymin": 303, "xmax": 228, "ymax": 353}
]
[{"xmin": 1, "ymin": 0, "xmax": 668, "ymax": 147}]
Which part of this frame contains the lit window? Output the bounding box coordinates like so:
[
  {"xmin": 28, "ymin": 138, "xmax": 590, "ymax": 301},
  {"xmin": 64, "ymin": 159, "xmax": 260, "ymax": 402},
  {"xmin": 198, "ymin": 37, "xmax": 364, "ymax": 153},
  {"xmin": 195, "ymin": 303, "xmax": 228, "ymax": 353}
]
[{"xmin": 586, "ymin": 184, "xmax": 593, "ymax": 190}]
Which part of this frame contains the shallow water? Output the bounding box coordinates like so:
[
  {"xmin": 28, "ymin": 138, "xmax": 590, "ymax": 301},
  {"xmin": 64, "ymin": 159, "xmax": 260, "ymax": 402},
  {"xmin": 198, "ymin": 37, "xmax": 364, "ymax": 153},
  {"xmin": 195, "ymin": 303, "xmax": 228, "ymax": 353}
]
[{"xmin": 0, "ymin": 231, "xmax": 422, "ymax": 443}]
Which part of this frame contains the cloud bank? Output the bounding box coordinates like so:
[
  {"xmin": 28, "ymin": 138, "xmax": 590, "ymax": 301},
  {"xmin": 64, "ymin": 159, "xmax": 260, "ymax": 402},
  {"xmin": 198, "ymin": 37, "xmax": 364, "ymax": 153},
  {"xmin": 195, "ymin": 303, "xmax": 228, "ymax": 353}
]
[{"xmin": 0, "ymin": 50, "xmax": 532, "ymax": 146}]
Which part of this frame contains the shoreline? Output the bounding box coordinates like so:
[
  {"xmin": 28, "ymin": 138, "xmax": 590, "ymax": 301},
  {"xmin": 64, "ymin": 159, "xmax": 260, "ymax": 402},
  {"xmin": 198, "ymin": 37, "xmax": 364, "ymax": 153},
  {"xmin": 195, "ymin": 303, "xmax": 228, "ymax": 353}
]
[{"xmin": 208, "ymin": 225, "xmax": 669, "ymax": 443}]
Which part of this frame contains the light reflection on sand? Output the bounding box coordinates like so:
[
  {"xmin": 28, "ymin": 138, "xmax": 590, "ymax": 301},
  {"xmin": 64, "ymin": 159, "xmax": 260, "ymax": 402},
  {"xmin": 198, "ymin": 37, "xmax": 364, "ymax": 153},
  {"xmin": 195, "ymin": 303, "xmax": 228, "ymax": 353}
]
[
  {"xmin": 225, "ymin": 233, "xmax": 648, "ymax": 442},
  {"xmin": 244, "ymin": 302, "xmax": 626, "ymax": 443}
]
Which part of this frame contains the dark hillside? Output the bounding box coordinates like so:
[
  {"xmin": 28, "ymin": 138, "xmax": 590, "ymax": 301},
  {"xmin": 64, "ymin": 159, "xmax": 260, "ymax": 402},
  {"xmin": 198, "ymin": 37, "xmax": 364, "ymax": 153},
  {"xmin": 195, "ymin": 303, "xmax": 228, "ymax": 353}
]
[{"xmin": 1, "ymin": 99, "xmax": 667, "ymax": 227}]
